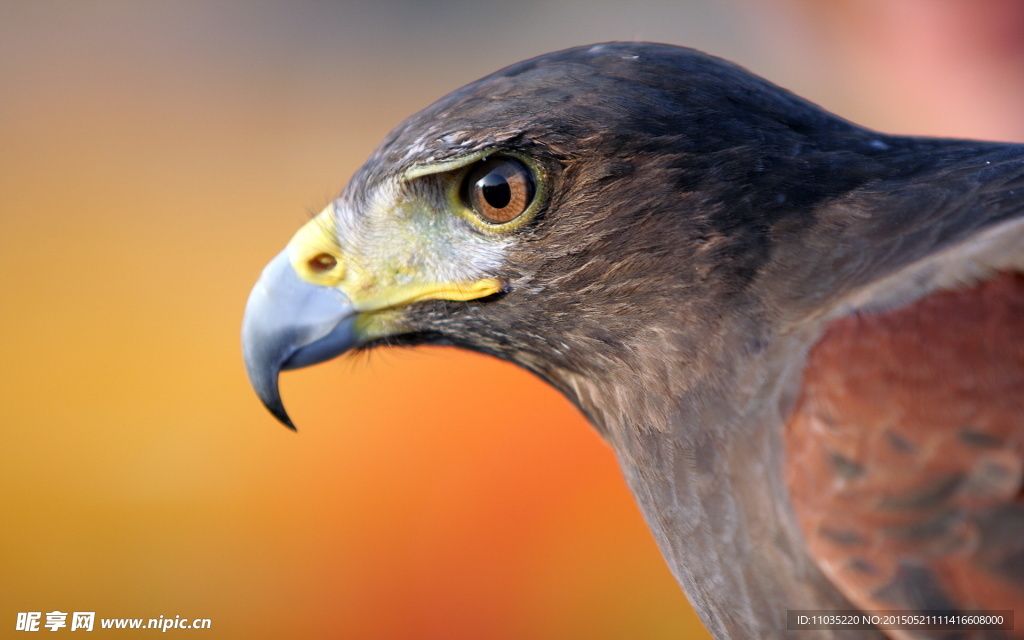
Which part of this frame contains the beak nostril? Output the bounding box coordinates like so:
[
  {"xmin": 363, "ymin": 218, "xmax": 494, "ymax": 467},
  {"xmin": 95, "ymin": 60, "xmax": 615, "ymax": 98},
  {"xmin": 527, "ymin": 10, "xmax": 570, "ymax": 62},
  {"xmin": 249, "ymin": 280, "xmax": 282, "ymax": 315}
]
[{"xmin": 309, "ymin": 253, "xmax": 337, "ymax": 273}]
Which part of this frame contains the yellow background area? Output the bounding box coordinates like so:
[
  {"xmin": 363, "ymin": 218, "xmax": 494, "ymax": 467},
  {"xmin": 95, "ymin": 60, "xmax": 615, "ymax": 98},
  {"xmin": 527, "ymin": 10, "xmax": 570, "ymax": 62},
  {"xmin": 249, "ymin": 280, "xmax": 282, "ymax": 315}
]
[{"xmin": 3, "ymin": 1, "xmax": 1021, "ymax": 638}]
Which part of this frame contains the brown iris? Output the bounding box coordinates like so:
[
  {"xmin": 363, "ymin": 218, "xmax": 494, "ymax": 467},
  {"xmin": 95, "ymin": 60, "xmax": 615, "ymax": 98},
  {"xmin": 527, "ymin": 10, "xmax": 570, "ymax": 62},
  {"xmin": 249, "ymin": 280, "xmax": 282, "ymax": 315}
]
[
  {"xmin": 462, "ymin": 157, "xmax": 535, "ymax": 224},
  {"xmin": 308, "ymin": 252, "xmax": 337, "ymax": 272}
]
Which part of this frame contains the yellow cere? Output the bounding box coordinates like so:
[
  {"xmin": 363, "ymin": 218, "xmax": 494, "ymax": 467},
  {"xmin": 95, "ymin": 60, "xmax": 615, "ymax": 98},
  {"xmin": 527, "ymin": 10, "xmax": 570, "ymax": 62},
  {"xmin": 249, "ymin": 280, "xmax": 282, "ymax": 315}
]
[
  {"xmin": 287, "ymin": 211, "xmax": 348, "ymax": 287},
  {"xmin": 286, "ymin": 204, "xmax": 502, "ymax": 313}
]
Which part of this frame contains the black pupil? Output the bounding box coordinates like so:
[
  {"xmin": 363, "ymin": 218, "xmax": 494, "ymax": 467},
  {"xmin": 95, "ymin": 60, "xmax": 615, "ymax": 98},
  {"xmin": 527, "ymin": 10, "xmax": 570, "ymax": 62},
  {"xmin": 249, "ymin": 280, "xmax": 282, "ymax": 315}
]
[{"xmin": 478, "ymin": 172, "xmax": 512, "ymax": 209}]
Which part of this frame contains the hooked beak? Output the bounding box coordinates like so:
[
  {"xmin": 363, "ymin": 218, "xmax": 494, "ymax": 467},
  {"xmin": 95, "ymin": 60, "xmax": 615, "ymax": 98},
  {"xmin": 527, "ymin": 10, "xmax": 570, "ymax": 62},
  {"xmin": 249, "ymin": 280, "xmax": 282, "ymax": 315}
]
[{"xmin": 241, "ymin": 251, "xmax": 359, "ymax": 429}]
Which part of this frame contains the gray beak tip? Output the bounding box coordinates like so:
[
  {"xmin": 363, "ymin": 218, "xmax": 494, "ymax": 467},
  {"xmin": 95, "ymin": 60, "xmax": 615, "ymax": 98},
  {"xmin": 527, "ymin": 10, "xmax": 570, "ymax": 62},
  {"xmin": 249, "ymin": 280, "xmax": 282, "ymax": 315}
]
[
  {"xmin": 241, "ymin": 334, "xmax": 297, "ymax": 430},
  {"xmin": 264, "ymin": 397, "xmax": 298, "ymax": 432}
]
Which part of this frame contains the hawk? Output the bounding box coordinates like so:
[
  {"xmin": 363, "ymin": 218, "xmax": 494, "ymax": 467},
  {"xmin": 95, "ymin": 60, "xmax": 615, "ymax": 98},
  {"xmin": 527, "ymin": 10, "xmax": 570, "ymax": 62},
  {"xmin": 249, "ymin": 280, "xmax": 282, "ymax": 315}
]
[{"xmin": 243, "ymin": 43, "xmax": 1024, "ymax": 638}]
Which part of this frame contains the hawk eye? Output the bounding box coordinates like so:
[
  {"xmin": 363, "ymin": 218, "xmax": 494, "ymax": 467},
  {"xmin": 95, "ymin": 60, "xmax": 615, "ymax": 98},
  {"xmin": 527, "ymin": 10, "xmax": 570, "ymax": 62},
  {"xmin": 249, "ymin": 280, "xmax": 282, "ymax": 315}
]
[{"xmin": 462, "ymin": 157, "xmax": 535, "ymax": 225}]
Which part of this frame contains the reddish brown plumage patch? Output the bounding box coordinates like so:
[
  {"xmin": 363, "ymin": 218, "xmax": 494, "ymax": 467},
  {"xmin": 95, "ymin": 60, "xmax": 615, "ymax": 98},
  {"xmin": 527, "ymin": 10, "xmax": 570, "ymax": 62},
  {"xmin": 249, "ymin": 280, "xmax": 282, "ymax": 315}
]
[{"xmin": 786, "ymin": 272, "xmax": 1024, "ymax": 638}]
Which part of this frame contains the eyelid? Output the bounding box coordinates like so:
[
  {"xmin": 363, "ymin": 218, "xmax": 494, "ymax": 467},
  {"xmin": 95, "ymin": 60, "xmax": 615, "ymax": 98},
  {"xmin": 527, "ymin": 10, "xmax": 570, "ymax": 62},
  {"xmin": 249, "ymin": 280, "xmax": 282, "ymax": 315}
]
[{"xmin": 403, "ymin": 149, "xmax": 493, "ymax": 182}]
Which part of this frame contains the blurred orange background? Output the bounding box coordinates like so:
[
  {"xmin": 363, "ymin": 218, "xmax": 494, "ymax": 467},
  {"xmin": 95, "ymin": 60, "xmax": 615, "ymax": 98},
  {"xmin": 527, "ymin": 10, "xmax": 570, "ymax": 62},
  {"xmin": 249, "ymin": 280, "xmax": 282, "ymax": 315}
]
[{"xmin": 3, "ymin": 1, "xmax": 1023, "ymax": 638}]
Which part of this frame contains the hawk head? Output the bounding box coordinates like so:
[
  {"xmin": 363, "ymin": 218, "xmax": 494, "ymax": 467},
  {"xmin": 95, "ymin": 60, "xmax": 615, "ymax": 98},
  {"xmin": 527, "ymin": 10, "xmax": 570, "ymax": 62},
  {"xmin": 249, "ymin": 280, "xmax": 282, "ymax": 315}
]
[{"xmin": 242, "ymin": 42, "xmax": 886, "ymax": 435}]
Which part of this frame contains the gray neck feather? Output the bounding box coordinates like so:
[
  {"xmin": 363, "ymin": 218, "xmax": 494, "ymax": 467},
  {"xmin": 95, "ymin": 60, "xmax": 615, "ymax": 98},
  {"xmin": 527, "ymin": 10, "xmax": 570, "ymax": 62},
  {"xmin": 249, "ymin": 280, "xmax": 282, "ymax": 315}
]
[{"xmin": 563, "ymin": 328, "xmax": 883, "ymax": 639}]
